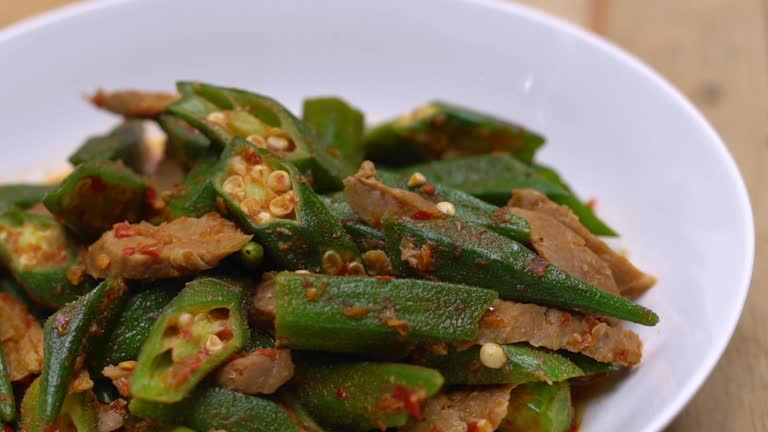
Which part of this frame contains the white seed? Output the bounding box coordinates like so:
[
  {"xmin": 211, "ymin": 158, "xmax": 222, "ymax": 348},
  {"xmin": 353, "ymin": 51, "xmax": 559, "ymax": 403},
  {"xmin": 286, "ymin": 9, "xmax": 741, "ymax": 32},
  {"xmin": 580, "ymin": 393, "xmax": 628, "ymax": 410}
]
[
  {"xmin": 479, "ymin": 343, "xmax": 507, "ymax": 369},
  {"xmin": 436, "ymin": 201, "xmax": 456, "ymax": 216},
  {"xmin": 254, "ymin": 211, "xmax": 272, "ymax": 225},
  {"xmin": 249, "ymin": 164, "xmax": 270, "ymax": 182},
  {"xmin": 205, "ymin": 334, "xmax": 225, "ymax": 354},
  {"xmin": 267, "ymin": 170, "xmax": 292, "ymax": 193},
  {"xmin": 347, "ymin": 261, "xmax": 366, "ymax": 276},
  {"xmin": 294, "ymin": 270, "xmax": 312, "ymax": 275},
  {"xmin": 266, "ymin": 135, "xmax": 291, "ymax": 151},
  {"xmin": 206, "ymin": 111, "xmax": 228, "ymax": 126},
  {"xmin": 177, "ymin": 312, "xmax": 193, "ymax": 327},
  {"xmin": 239, "ymin": 197, "xmax": 264, "ymax": 217},
  {"xmin": 408, "ymin": 172, "xmax": 427, "ymax": 188},
  {"xmin": 322, "ymin": 250, "xmax": 344, "ymax": 275},
  {"xmin": 362, "ymin": 250, "xmax": 393, "ymax": 276},
  {"xmin": 246, "ymin": 134, "xmax": 268, "ymax": 148},
  {"xmin": 222, "ymin": 175, "xmax": 246, "ymax": 199},
  {"xmin": 228, "ymin": 156, "xmax": 247, "ymax": 176},
  {"xmin": 269, "ymin": 193, "xmax": 295, "ymax": 217}
]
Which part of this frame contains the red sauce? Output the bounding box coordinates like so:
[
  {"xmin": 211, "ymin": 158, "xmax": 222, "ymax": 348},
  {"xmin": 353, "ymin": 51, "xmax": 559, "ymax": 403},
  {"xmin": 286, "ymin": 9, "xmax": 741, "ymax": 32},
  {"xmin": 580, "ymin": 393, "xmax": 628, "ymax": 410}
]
[
  {"xmin": 411, "ymin": 210, "xmax": 436, "ymax": 220},
  {"xmin": 244, "ymin": 150, "xmax": 262, "ymax": 165},
  {"xmin": 113, "ymin": 222, "xmax": 136, "ymax": 239},
  {"xmin": 336, "ymin": 387, "xmax": 348, "ymax": 400},
  {"xmin": 390, "ymin": 385, "xmax": 422, "ymax": 419}
]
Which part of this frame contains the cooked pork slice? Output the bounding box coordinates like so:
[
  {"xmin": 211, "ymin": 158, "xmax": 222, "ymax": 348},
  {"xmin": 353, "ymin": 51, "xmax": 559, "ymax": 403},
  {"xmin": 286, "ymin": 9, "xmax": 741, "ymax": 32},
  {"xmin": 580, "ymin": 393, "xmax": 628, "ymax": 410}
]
[
  {"xmin": 343, "ymin": 161, "xmax": 444, "ymax": 226},
  {"xmin": 214, "ymin": 348, "xmax": 294, "ymax": 395},
  {"xmin": 509, "ymin": 189, "xmax": 656, "ymax": 298},
  {"xmin": 0, "ymin": 293, "xmax": 44, "ymax": 381},
  {"xmin": 476, "ymin": 300, "xmax": 642, "ymax": 366},
  {"xmin": 403, "ymin": 385, "xmax": 513, "ymax": 432},
  {"xmin": 85, "ymin": 213, "xmax": 251, "ymax": 280},
  {"xmin": 508, "ymin": 207, "xmax": 619, "ymax": 295},
  {"xmin": 249, "ymin": 275, "xmax": 277, "ymax": 330},
  {"xmin": 90, "ymin": 89, "xmax": 178, "ymax": 118}
]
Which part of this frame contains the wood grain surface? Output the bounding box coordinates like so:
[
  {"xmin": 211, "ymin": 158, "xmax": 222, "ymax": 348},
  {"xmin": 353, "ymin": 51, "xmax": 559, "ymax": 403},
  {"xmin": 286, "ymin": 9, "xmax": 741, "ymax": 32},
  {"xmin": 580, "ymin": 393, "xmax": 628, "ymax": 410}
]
[{"xmin": 2, "ymin": 0, "xmax": 767, "ymax": 430}]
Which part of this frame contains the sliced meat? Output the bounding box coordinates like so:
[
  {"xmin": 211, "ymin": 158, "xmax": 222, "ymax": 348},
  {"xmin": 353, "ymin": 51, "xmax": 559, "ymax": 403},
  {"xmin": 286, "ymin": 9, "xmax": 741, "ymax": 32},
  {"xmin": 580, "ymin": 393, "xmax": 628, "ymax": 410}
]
[
  {"xmin": 85, "ymin": 213, "xmax": 251, "ymax": 280},
  {"xmin": 475, "ymin": 300, "xmax": 642, "ymax": 366},
  {"xmin": 508, "ymin": 207, "xmax": 619, "ymax": 295},
  {"xmin": 403, "ymin": 385, "xmax": 513, "ymax": 432},
  {"xmin": 249, "ymin": 275, "xmax": 277, "ymax": 330},
  {"xmin": 97, "ymin": 399, "xmax": 128, "ymax": 432},
  {"xmin": 102, "ymin": 361, "xmax": 136, "ymax": 398},
  {"xmin": 343, "ymin": 161, "xmax": 445, "ymax": 226},
  {"xmin": 90, "ymin": 89, "xmax": 178, "ymax": 118},
  {"xmin": 0, "ymin": 293, "xmax": 44, "ymax": 381},
  {"xmin": 509, "ymin": 189, "xmax": 656, "ymax": 298},
  {"xmin": 213, "ymin": 348, "xmax": 294, "ymax": 395}
]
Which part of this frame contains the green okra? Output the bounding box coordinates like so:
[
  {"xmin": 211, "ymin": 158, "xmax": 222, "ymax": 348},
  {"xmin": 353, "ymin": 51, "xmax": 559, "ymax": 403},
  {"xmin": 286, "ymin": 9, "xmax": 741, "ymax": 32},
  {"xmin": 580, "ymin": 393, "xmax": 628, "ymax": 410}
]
[
  {"xmin": 0, "ymin": 341, "xmax": 14, "ymax": 423},
  {"xmin": 278, "ymin": 391, "xmax": 327, "ymax": 432},
  {"xmin": 88, "ymin": 281, "xmax": 181, "ymax": 373},
  {"xmin": 395, "ymin": 154, "xmax": 617, "ymax": 236},
  {"xmin": 292, "ymin": 358, "xmax": 444, "ymax": 431},
  {"xmin": 498, "ymin": 382, "xmax": 573, "ymax": 432},
  {"xmin": 43, "ymin": 160, "xmax": 147, "ymax": 238},
  {"xmin": 274, "ymin": 273, "xmax": 498, "ymax": 356},
  {"xmin": 34, "ymin": 278, "xmax": 128, "ymax": 432},
  {"xmin": 68, "ymin": 121, "xmax": 146, "ymax": 172},
  {"xmin": 131, "ymin": 277, "xmax": 248, "ymax": 403},
  {"xmin": 319, "ymin": 192, "xmax": 386, "ymax": 252},
  {"xmin": 533, "ymin": 163, "xmax": 573, "ymax": 194},
  {"xmin": 168, "ymin": 81, "xmax": 347, "ymax": 191},
  {"xmin": 421, "ymin": 344, "xmax": 584, "ymax": 386},
  {"xmin": 558, "ymin": 351, "xmax": 622, "ymax": 375},
  {"xmin": 364, "ymin": 101, "xmax": 544, "ymax": 165},
  {"xmin": 302, "ymin": 97, "xmax": 365, "ymax": 173},
  {"xmin": 157, "ymin": 114, "xmax": 212, "ymax": 170},
  {"xmin": 0, "ymin": 184, "xmax": 56, "ymax": 210},
  {"xmin": 382, "ymin": 218, "xmax": 658, "ymax": 325},
  {"xmin": 22, "ymin": 379, "xmax": 98, "ymax": 432},
  {"xmin": 163, "ymin": 155, "xmax": 219, "ymax": 219},
  {"xmin": 0, "ymin": 207, "xmax": 93, "ymax": 309},
  {"xmin": 213, "ymin": 139, "xmax": 362, "ymax": 273},
  {"xmin": 129, "ymin": 386, "xmax": 301, "ymax": 432}
]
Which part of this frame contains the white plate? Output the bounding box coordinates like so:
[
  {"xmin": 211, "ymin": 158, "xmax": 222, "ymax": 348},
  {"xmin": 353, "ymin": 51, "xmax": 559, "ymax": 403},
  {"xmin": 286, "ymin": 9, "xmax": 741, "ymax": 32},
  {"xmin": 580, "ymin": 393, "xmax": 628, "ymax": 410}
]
[{"xmin": 0, "ymin": 0, "xmax": 754, "ymax": 430}]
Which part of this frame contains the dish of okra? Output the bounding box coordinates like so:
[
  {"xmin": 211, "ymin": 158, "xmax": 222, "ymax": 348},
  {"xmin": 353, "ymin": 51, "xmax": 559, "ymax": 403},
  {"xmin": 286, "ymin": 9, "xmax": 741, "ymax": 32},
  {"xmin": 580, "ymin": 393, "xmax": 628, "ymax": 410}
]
[{"xmin": 0, "ymin": 82, "xmax": 658, "ymax": 432}]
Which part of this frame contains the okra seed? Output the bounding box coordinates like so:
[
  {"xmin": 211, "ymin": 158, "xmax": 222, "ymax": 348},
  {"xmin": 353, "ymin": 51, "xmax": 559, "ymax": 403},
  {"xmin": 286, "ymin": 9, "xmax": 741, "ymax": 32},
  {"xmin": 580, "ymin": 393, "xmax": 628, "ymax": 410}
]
[
  {"xmin": 240, "ymin": 197, "xmax": 264, "ymax": 217},
  {"xmin": 294, "ymin": 270, "xmax": 312, "ymax": 275},
  {"xmin": 253, "ymin": 211, "xmax": 272, "ymax": 225},
  {"xmin": 266, "ymin": 135, "xmax": 292, "ymax": 152},
  {"xmin": 222, "ymin": 175, "xmax": 246, "ymax": 199},
  {"xmin": 408, "ymin": 172, "xmax": 427, "ymax": 188},
  {"xmin": 362, "ymin": 250, "xmax": 394, "ymax": 276},
  {"xmin": 347, "ymin": 261, "xmax": 366, "ymax": 276},
  {"xmin": 228, "ymin": 156, "xmax": 247, "ymax": 176},
  {"xmin": 178, "ymin": 312, "xmax": 193, "ymax": 327},
  {"xmin": 205, "ymin": 334, "xmax": 225, "ymax": 354},
  {"xmin": 322, "ymin": 250, "xmax": 344, "ymax": 275},
  {"xmin": 268, "ymin": 193, "xmax": 295, "ymax": 217},
  {"xmin": 250, "ymin": 165, "xmax": 270, "ymax": 182},
  {"xmin": 267, "ymin": 170, "xmax": 292, "ymax": 194},
  {"xmin": 246, "ymin": 134, "xmax": 268, "ymax": 149},
  {"xmin": 479, "ymin": 343, "xmax": 506, "ymax": 369},
  {"xmin": 436, "ymin": 201, "xmax": 456, "ymax": 216},
  {"xmin": 206, "ymin": 112, "xmax": 227, "ymax": 126}
]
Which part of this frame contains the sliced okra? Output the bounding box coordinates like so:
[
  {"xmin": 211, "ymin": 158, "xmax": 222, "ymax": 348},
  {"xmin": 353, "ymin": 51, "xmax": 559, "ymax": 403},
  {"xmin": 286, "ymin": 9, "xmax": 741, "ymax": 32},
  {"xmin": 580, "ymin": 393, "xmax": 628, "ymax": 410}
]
[
  {"xmin": 302, "ymin": 96, "xmax": 365, "ymax": 172},
  {"xmin": 156, "ymin": 114, "xmax": 212, "ymax": 170},
  {"xmin": 22, "ymin": 378, "xmax": 99, "ymax": 432},
  {"xmin": 68, "ymin": 121, "xmax": 146, "ymax": 172},
  {"xmin": 0, "ymin": 343, "xmax": 14, "ymax": 423},
  {"xmin": 0, "ymin": 184, "xmax": 56, "ymax": 210},
  {"xmin": 498, "ymin": 382, "xmax": 573, "ymax": 432},
  {"xmin": 212, "ymin": 138, "xmax": 362, "ymax": 273},
  {"xmin": 162, "ymin": 156, "xmax": 219, "ymax": 219},
  {"xmin": 131, "ymin": 277, "xmax": 249, "ymax": 403}
]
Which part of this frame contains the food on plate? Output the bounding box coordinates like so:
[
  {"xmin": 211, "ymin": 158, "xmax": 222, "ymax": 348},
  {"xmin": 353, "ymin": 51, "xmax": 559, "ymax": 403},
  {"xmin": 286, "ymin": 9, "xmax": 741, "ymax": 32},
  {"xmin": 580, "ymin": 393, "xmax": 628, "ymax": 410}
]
[{"xmin": 0, "ymin": 82, "xmax": 657, "ymax": 432}]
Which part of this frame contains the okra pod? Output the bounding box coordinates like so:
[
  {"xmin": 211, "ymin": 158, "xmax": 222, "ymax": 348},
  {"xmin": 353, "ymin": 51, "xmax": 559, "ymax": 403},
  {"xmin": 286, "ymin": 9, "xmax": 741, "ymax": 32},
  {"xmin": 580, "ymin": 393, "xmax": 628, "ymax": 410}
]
[
  {"xmin": 34, "ymin": 278, "xmax": 128, "ymax": 432},
  {"xmin": 395, "ymin": 155, "xmax": 617, "ymax": 236},
  {"xmin": 274, "ymin": 273, "xmax": 498, "ymax": 356},
  {"xmin": 382, "ymin": 218, "xmax": 658, "ymax": 325},
  {"xmin": 162, "ymin": 156, "xmax": 219, "ymax": 219},
  {"xmin": 212, "ymin": 138, "xmax": 362, "ymax": 273},
  {"xmin": 364, "ymin": 101, "xmax": 544, "ymax": 165},
  {"xmin": 43, "ymin": 160, "xmax": 148, "ymax": 238},
  {"xmin": 129, "ymin": 385, "xmax": 302, "ymax": 432},
  {"xmin": 68, "ymin": 121, "xmax": 145, "ymax": 172},
  {"xmin": 319, "ymin": 192, "xmax": 386, "ymax": 252},
  {"xmin": 498, "ymin": 382, "xmax": 573, "ymax": 432},
  {"xmin": 292, "ymin": 358, "xmax": 444, "ymax": 431},
  {"xmin": 278, "ymin": 391, "xmax": 327, "ymax": 432},
  {"xmin": 0, "ymin": 344, "xmax": 14, "ymax": 423},
  {"xmin": 22, "ymin": 378, "xmax": 98, "ymax": 432},
  {"xmin": 131, "ymin": 277, "xmax": 248, "ymax": 403},
  {"xmin": 0, "ymin": 207, "xmax": 93, "ymax": 308},
  {"xmin": 0, "ymin": 184, "xmax": 56, "ymax": 210},
  {"xmin": 168, "ymin": 82, "xmax": 347, "ymax": 191},
  {"xmin": 156, "ymin": 114, "xmax": 212, "ymax": 170},
  {"xmin": 302, "ymin": 97, "xmax": 365, "ymax": 172},
  {"xmin": 420, "ymin": 344, "xmax": 584, "ymax": 385},
  {"xmin": 558, "ymin": 351, "xmax": 621, "ymax": 375}
]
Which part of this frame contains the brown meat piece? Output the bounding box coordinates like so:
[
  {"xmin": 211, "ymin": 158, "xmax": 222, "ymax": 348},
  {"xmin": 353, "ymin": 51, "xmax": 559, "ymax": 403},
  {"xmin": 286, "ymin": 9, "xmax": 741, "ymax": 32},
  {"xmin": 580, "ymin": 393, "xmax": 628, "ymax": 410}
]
[
  {"xmin": 343, "ymin": 161, "xmax": 445, "ymax": 226},
  {"xmin": 403, "ymin": 386, "xmax": 513, "ymax": 432},
  {"xmin": 509, "ymin": 189, "xmax": 656, "ymax": 298},
  {"xmin": 213, "ymin": 348, "xmax": 294, "ymax": 395},
  {"xmin": 102, "ymin": 361, "xmax": 136, "ymax": 398},
  {"xmin": 85, "ymin": 213, "xmax": 251, "ymax": 280},
  {"xmin": 97, "ymin": 399, "xmax": 128, "ymax": 432},
  {"xmin": 90, "ymin": 89, "xmax": 178, "ymax": 118},
  {"xmin": 249, "ymin": 274, "xmax": 277, "ymax": 330},
  {"xmin": 508, "ymin": 207, "xmax": 619, "ymax": 295},
  {"xmin": 475, "ymin": 300, "xmax": 642, "ymax": 366},
  {"xmin": 0, "ymin": 293, "xmax": 44, "ymax": 381}
]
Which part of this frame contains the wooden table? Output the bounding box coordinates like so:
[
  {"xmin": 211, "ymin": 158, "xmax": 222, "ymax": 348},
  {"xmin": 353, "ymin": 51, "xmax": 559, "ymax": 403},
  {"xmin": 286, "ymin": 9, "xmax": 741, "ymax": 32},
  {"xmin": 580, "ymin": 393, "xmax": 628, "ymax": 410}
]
[{"xmin": 2, "ymin": 1, "xmax": 767, "ymax": 430}]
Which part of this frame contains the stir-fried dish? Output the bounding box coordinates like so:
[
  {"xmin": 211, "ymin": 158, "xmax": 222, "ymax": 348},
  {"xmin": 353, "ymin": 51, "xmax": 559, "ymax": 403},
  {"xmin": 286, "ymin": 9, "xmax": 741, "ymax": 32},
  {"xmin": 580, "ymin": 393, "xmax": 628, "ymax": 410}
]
[{"xmin": 0, "ymin": 82, "xmax": 658, "ymax": 432}]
